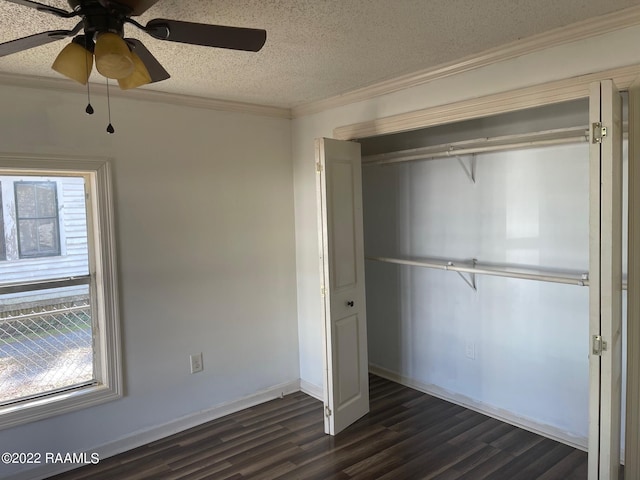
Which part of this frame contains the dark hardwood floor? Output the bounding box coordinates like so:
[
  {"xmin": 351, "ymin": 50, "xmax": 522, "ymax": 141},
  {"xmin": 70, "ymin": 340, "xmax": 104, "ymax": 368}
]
[{"xmin": 49, "ymin": 375, "xmax": 594, "ymax": 480}]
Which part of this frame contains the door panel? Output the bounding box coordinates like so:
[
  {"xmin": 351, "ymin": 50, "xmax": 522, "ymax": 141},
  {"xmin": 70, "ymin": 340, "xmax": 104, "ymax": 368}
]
[
  {"xmin": 329, "ymin": 161, "xmax": 357, "ymax": 288},
  {"xmin": 316, "ymin": 137, "xmax": 369, "ymax": 435},
  {"xmin": 335, "ymin": 315, "xmax": 361, "ymax": 403},
  {"xmin": 625, "ymin": 77, "xmax": 640, "ymax": 480},
  {"xmin": 588, "ymin": 79, "xmax": 623, "ymax": 480}
]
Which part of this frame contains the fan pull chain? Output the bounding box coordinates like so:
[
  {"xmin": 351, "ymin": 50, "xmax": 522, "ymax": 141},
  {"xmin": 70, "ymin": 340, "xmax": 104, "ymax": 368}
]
[
  {"xmin": 85, "ymin": 85, "xmax": 94, "ymax": 114},
  {"xmin": 106, "ymin": 78, "xmax": 115, "ymax": 134},
  {"xmin": 85, "ymin": 37, "xmax": 94, "ymax": 115}
]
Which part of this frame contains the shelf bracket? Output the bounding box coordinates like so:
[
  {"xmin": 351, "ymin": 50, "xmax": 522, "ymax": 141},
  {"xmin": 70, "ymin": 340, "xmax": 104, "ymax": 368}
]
[
  {"xmin": 447, "ymin": 259, "xmax": 477, "ymax": 291},
  {"xmin": 457, "ymin": 154, "xmax": 476, "ymax": 183}
]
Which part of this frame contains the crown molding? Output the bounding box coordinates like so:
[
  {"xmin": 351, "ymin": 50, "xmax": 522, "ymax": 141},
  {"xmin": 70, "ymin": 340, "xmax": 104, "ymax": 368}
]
[
  {"xmin": 0, "ymin": 72, "xmax": 292, "ymax": 119},
  {"xmin": 291, "ymin": 5, "xmax": 640, "ymax": 118},
  {"xmin": 334, "ymin": 64, "xmax": 640, "ymax": 140}
]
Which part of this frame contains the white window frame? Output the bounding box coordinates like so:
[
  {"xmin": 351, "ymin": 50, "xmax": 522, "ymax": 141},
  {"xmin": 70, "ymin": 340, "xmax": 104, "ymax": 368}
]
[{"xmin": 0, "ymin": 153, "xmax": 122, "ymax": 429}]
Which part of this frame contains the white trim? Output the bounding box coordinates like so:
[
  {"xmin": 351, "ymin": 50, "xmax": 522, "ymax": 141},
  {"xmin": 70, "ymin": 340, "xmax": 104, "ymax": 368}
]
[
  {"xmin": 300, "ymin": 379, "xmax": 323, "ymax": 400},
  {"xmin": 0, "ymin": 72, "xmax": 291, "ymax": 120},
  {"xmin": 92, "ymin": 159, "xmax": 122, "ymax": 403},
  {"xmin": 292, "ymin": 5, "xmax": 640, "ymax": 118},
  {"xmin": 6, "ymin": 379, "xmax": 301, "ymax": 480},
  {"xmin": 333, "ymin": 64, "xmax": 640, "ymax": 141},
  {"xmin": 369, "ymin": 364, "xmax": 588, "ymax": 451}
]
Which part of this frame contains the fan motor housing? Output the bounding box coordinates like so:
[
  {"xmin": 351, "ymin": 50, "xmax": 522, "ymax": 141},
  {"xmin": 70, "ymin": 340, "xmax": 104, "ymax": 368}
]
[{"xmin": 68, "ymin": 0, "xmax": 131, "ymax": 37}]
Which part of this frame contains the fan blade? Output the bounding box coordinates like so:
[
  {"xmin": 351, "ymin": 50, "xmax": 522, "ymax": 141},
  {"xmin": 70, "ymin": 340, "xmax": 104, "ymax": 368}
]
[
  {"xmin": 2, "ymin": 0, "xmax": 75, "ymax": 17},
  {"xmin": 146, "ymin": 19, "xmax": 266, "ymax": 52},
  {"xmin": 125, "ymin": 38, "xmax": 170, "ymax": 83},
  {"xmin": 0, "ymin": 30, "xmax": 74, "ymax": 57},
  {"xmin": 98, "ymin": 0, "xmax": 160, "ymax": 16}
]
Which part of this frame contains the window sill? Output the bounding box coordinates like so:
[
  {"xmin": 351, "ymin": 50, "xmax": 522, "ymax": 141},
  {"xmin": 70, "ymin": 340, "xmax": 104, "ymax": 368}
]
[{"xmin": 0, "ymin": 383, "xmax": 122, "ymax": 430}]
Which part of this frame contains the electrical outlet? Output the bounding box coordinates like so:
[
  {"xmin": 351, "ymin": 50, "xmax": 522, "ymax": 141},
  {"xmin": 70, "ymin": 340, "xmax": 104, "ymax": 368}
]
[
  {"xmin": 465, "ymin": 342, "xmax": 476, "ymax": 360},
  {"xmin": 190, "ymin": 353, "xmax": 203, "ymax": 374}
]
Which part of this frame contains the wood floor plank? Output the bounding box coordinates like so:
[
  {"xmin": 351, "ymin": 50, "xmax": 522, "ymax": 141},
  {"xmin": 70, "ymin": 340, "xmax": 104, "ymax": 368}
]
[
  {"xmin": 448, "ymin": 417, "xmax": 505, "ymax": 445},
  {"xmin": 434, "ymin": 444, "xmax": 504, "ymax": 479},
  {"xmin": 375, "ymin": 439, "xmax": 485, "ymax": 480},
  {"xmin": 49, "ymin": 375, "xmax": 589, "ymax": 480},
  {"xmin": 509, "ymin": 442, "xmax": 581, "ymax": 480},
  {"xmin": 455, "ymin": 449, "xmax": 517, "ymax": 480},
  {"xmin": 536, "ymin": 449, "xmax": 590, "ymax": 480},
  {"xmin": 489, "ymin": 425, "xmax": 545, "ymax": 455},
  {"xmin": 342, "ymin": 450, "xmax": 403, "ymax": 478},
  {"xmin": 484, "ymin": 438, "xmax": 573, "ymax": 480}
]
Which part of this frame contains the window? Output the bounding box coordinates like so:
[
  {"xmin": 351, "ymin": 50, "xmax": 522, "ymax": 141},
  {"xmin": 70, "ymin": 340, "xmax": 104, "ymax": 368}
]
[
  {"xmin": 15, "ymin": 181, "xmax": 60, "ymax": 258},
  {"xmin": 0, "ymin": 155, "xmax": 121, "ymax": 429}
]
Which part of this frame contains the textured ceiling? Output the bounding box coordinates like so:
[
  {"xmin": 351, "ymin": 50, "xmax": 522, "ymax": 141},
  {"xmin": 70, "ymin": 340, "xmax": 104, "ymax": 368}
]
[{"xmin": 0, "ymin": 0, "xmax": 638, "ymax": 108}]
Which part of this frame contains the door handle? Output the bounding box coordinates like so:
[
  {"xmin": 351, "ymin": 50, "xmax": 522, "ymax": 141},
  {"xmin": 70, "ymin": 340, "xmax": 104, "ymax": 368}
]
[{"xmin": 346, "ymin": 300, "xmax": 354, "ymax": 307}]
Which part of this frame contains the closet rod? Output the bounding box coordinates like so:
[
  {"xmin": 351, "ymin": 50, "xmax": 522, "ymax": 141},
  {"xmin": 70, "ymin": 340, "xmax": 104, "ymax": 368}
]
[
  {"xmin": 362, "ymin": 126, "xmax": 589, "ymax": 166},
  {"xmin": 366, "ymin": 256, "xmax": 590, "ymax": 287},
  {"xmin": 368, "ymin": 256, "xmax": 630, "ymax": 290}
]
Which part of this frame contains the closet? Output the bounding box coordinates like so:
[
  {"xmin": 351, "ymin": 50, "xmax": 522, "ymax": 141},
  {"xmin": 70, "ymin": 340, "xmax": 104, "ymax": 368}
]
[
  {"xmin": 315, "ymin": 76, "xmax": 636, "ymax": 479},
  {"xmin": 359, "ymin": 96, "xmax": 627, "ymax": 451}
]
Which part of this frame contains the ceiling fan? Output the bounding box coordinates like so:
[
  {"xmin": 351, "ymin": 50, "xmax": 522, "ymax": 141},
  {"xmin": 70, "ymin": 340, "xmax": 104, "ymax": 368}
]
[{"xmin": 0, "ymin": 0, "xmax": 267, "ymax": 89}]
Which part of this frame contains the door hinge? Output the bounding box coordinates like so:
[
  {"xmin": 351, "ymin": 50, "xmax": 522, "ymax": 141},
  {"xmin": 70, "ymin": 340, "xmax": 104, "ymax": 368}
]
[
  {"xmin": 320, "ymin": 286, "xmax": 326, "ymax": 297},
  {"xmin": 592, "ymin": 122, "xmax": 608, "ymax": 143},
  {"xmin": 325, "ymin": 406, "xmax": 332, "ymax": 417},
  {"xmin": 592, "ymin": 334, "xmax": 608, "ymax": 356},
  {"xmin": 316, "ymin": 162, "xmax": 323, "ymax": 172}
]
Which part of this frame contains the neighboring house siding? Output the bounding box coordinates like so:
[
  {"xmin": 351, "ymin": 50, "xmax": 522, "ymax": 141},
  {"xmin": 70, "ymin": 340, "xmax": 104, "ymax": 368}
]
[{"xmin": 0, "ymin": 176, "xmax": 88, "ymax": 309}]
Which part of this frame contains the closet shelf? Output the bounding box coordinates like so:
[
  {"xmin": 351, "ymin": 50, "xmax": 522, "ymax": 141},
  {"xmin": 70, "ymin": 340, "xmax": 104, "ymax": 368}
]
[
  {"xmin": 367, "ymin": 255, "xmax": 595, "ymax": 287},
  {"xmin": 367, "ymin": 255, "xmax": 629, "ymax": 290},
  {"xmin": 362, "ymin": 126, "xmax": 590, "ymax": 166}
]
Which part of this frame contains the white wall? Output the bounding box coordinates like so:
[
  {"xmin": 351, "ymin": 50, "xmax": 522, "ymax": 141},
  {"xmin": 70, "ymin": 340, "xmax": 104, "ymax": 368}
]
[
  {"xmin": 0, "ymin": 85, "xmax": 298, "ymax": 478},
  {"xmin": 293, "ymin": 25, "xmax": 640, "ymax": 426}
]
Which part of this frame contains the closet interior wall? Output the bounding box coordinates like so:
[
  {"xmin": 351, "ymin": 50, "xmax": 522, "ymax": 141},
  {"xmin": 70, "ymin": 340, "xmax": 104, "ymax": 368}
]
[{"xmin": 360, "ymin": 99, "xmax": 629, "ymax": 450}]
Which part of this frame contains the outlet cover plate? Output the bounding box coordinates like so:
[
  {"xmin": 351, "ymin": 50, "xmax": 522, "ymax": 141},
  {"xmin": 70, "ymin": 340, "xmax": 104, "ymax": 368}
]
[
  {"xmin": 190, "ymin": 353, "xmax": 203, "ymax": 373},
  {"xmin": 465, "ymin": 342, "xmax": 476, "ymax": 360}
]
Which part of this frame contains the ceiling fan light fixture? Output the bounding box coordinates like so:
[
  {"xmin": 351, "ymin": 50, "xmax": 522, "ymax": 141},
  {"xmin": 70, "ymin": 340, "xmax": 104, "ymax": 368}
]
[
  {"xmin": 94, "ymin": 32, "xmax": 134, "ymax": 79},
  {"xmin": 51, "ymin": 38, "xmax": 93, "ymax": 85},
  {"xmin": 118, "ymin": 50, "xmax": 152, "ymax": 90}
]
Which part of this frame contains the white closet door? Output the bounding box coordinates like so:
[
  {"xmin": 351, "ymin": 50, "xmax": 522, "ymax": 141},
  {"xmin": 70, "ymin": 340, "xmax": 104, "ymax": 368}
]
[
  {"xmin": 316, "ymin": 137, "xmax": 369, "ymax": 435},
  {"xmin": 588, "ymin": 79, "xmax": 623, "ymax": 480},
  {"xmin": 625, "ymin": 77, "xmax": 640, "ymax": 480}
]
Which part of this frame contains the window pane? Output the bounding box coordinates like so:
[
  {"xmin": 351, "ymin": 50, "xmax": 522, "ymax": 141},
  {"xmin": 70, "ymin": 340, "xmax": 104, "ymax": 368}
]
[
  {"xmin": 36, "ymin": 184, "xmax": 57, "ymax": 218},
  {"xmin": 1, "ymin": 175, "xmax": 93, "ymax": 407},
  {"xmin": 0, "ymin": 285, "xmax": 93, "ymax": 405},
  {"xmin": 17, "ymin": 219, "xmax": 38, "ymax": 256},
  {"xmin": 37, "ymin": 219, "xmax": 59, "ymax": 253},
  {"xmin": 15, "ymin": 184, "xmax": 36, "ymax": 218}
]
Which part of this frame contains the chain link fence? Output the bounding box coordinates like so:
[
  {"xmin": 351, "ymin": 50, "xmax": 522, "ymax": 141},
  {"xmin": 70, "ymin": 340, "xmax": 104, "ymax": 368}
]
[{"xmin": 0, "ymin": 297, "xmax": 93, "ymax": 405}]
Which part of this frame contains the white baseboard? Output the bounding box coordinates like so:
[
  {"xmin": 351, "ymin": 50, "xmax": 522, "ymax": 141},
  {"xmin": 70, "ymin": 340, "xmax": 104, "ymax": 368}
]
[
  {"xmin": 299, "ymin": 379, "xmax": 323, "ymax": 400},
  {"xmin": 9, "ymin": 379, "xmax": 300, "ymax": 480},
  {"xmin": 369, "ymin": 364, "xmax": 588, "ymax": 452}
]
